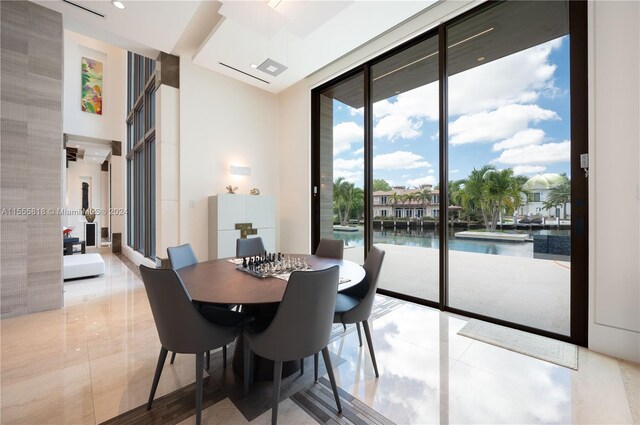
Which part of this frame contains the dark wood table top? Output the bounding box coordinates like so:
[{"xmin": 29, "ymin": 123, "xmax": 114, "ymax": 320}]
[{"xmin": 178, "ymin": 255, "xmax": 365, "ymax": 305}]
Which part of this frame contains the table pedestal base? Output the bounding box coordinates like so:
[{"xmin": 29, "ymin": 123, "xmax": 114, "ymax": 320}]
[{"xmin": 231, "ymin": 336, "xmax": 300, "ymax": 381}]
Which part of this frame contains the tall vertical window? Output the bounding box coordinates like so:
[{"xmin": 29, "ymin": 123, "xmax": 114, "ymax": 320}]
[{"xmin": 127, "ymin": 52, "xmax": 156, "ymax": 258}]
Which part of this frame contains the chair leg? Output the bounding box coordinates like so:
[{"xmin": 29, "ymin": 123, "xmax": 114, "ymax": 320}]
[
  {"xmin": 342, "ymin": 323, "xmax": 346, "ymax": 331},
  {"xmin": 147, "ymin": 347, "xmax": 168, "ymax": 410},
  {"xmin": 223, "ymin": 345, "xmax": 227, "ymax": 368},
  {"xmin": 206, "ymin": 351, "xmax": 210, "ymax": 370},
  {"xmin": 272, "ymin": 361, "xmax": 283, "ymax": 425},
  {"xmin": 356, "ymin": 322, "xmax": 363, "ymax": 347},
  {"xmin": 321, "ymin": 347, "xmax": 342, "ymax": 414},
  {"xmin": 243, "ymin": 337, "xmax": 251, "ymax": 396},
  {"xmin": 195, "ymin": 352, "xmax": 204, "ymax": 425},
  {"xmin": 300, "ymin": 358, "xmax": 304, "ymax": 376},
  {"xmin": 314, "ymin": 352, "xmax": 319, "ymax": 382},
  {"xmin": 362, "ymin": 320, "xmax": 379, "ymax": 377},
  {"xmin": 170, "ymin": 351, "xmax": 177, "ymax": 365}
]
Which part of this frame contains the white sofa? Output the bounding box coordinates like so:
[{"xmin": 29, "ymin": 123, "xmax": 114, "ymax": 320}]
[{"xmin": 63, "ymin": 253, "xmax": 105, "ymax": 280}]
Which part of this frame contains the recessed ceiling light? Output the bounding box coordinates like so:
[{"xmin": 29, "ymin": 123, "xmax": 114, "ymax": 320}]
[
  {"xmin": 267, "ymin": 0, "xmax": 282, "ymax": 9},
  {"xmin": 250, "ymin": 63, "xmax": 258, "ymax": 69},
  {"xmin": 111, "ymin": 1, "xmax": 126, "ymax": 10},
  {"xmin": 477, "ymin": 56, "xmax": 486, "ymax": 62}
]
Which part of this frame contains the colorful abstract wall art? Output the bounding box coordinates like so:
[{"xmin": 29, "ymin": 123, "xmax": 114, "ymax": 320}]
[{"xmin": 81, "ymin": 57, "xmax": 103, "ymax": 115}]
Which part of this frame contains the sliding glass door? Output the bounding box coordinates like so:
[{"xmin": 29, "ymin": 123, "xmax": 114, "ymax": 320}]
[
  {"xmin": 311, "ymin": 0, "xmax": 587, "ymax": 345},
  {"xmin": 313, "ymin": 71, "xmax": 366, "ymax": 264},
  {"xmin": 370, "ymin": 36, "xmax": 440, "ymax": 302},
  {"xmin": 446, "ymin": 1, "xmax": 573, "ymax": 335}
]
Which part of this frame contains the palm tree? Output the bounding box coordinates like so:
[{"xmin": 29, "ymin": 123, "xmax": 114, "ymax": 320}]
[
  {"xmin": 458, "ymin": 165, "xmax": 529, "ymax": 231},
  {"xmin": 389, "ymin": 192, "xmax": 400, "ymax": 219},
  {"xmin": 543, "ymin": 175, "xmax": 571, "ymax": 218},
  {"xmin": 417, "ymin": 188, "xmax": 432, "ymax": 218},
  {"xmin": 483, "ymin": 168, "xmax": 529, "ymax": 230},
  {"xmin": 341, "ymin": 183, "xmax": 363, "ymax": 225},
  {"xmin": 404, "ymin": 192, "xmax": 417, "ymax": 218},
  {"xmin": 333, "ymin": 177, "xmax": 348, "ymax": 224}
]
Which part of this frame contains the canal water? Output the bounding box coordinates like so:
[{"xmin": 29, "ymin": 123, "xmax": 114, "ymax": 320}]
[{"xmin": 333, "ymin": 227, "xmax": 567, "ymax": 258}]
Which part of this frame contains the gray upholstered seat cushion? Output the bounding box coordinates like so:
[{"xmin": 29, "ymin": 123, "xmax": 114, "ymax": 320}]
[{"xmin": 334, "ymin": 293, "xmax": 360, "ymax": 314}]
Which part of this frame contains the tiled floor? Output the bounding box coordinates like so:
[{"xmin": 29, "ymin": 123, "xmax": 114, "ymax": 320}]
[{"xmin": 1, "ymin": 252, "xmax": 638, "ymax": 424}]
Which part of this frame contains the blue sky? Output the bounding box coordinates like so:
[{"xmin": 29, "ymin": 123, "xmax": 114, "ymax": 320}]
[{"xmin": 332, "ymin": 36, "xmax": 571, "ymax": 189}]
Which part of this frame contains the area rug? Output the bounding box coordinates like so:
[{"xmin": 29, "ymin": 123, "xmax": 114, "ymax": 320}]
[{"xmin": 458, "ymin": 319, "xmax": 578, "ymax": 370}]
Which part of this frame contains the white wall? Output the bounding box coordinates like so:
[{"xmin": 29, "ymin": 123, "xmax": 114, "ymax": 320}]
[
  {"xmin": 63, "ymin": 30, "xmax": 127, "ymax": 245},
  {"xmin": 588, "ymin": 0, "xmax": 640, "ymax": 363},
  {"xmin": 278, "ymin": 81, "xmax": 311, "ymax": 254},
  {"xmin": 156, "ymin": 85, "xmax": 181, "ymax": 258},
  {"xmin": 277, "ymin": 1, "xmax": 640, "ymax": 362},
  {"xmin": 63, "ymin": 30, "xmax": 126, "ymax": 141},
  {"xmin": 65, "ymin": 161, "xmax": 105, "ymax": 240},
  {"xmin": 179, "ymin": 59, "xmax": 280, "ymax": 260}
]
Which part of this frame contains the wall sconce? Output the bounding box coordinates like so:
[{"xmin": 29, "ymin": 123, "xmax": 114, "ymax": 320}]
[{"xmin": 230, "ymin": 165, "xmax": 251, "ymax": 176}]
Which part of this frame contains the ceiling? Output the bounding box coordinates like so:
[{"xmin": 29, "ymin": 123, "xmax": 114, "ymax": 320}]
[
  {"xmin": 33, "ymin": 0, "xmax": 204, "ymax": 57},
  {"xmin": 35, "ymin": 0, "xmax": 440, "ymax": 93},
  {"xmin": 193, "ymin": 1, "xmax": 438, "ymax": 93}
]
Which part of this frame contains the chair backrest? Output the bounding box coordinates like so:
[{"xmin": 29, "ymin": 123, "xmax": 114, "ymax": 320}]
[
  {"xmin": 236, "ymin": 237, "xmax": 265, "ymax": 258},
  {"xmin": 315, "ymin": 238, "xmax": 344, "ymax": 259},
  {"xmin": 139, "ymin": 265, "xmax": 237, "ymax": 353},
  {"xmin": 341, "ymin": 246, "xmax": 385, "ymax": 324},
  {"xmin": 167, "ymin": 244, "xmax": 198, "ymax": 270},
  {"xmin": 247, "ymin": 266, "xmax": 339, "ymax": 361}
]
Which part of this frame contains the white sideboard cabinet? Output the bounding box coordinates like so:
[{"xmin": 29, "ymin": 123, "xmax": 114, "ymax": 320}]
[{"xmin": 208, "ymin": 194, "xmax": 276, "ymax": 259}]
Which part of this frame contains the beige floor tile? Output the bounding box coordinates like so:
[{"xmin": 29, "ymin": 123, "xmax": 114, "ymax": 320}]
[
  {"xmin": 619, "ymin": 359, "xmax": 640, "ymax": 425},
  {"xmin": 0, "ymin": 362, "xmax": 95, "ymax": 425}
]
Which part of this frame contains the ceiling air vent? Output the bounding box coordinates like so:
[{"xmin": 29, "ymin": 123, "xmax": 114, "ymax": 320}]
[
  {"xmin": 61, "ymin": 0, "xmax": 106, "ymax": 19},
  {"xmin": 218, "ymin": 63, "xmax": 270, "ymax": 84}
]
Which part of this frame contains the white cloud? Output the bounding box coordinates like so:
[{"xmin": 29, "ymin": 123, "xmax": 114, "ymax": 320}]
[
  {"xmin": 448, "ymin": 38, "xmax": 563, "ymax": 116},
  {"xmin": 334, "ymin": 158, "xmax": 363, "ymax": 170},
  {"xmin": 333, "ymin": 121, "xmax": 363, "ymax": 155},
  {"xmin": 352, "ymin": 147, "xmax": 364, "ymax": 155},
  {"xmin": 371, "ymin": 83, "xmax": 439, "ymax": 141},
  {"xmin": 407, "ymin": 175, "xmax": 437, "ymax": 187},
  {"xmin": 451, "ymin": 169, "xmax": 459, "ymax": 174},
  {"xmin": 334, "ymin": 157, "xmax": 364, "ymax": 185},
  {"xmin": 512, "ymin": 165, "xmax": 547, "ymax": 175},
  {"xmin": 428, "ymin": 169, "xmax": 434, "ymax": 174},
  {"xmin": 449, "ymin": 104, "xmax": 558, "ymax": 145},
  {"xmin": 374, "ymin": 114, "xmax": 422, "ymax": 141},
  {"xmin": 373, "ymin": 151, "xmax": 431, "ymax": 170},
  {"xmin": 366, "ymin": 37, "xmax": 564, "ymax": 144},
  {"xmin": 349, "ymin": 106, "xmax": 363, "ymax": 116},
  {"xmin": 492, "ymin": 129, "xmax": 546, "ymax": 152},
  {"xmin": 496, "ymin": 141, "xmax": 570, "ymax": 165}
]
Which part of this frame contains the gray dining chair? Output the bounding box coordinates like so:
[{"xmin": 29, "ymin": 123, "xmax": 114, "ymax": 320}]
[
  {"xmin": 236, "ymin": 237, "xmax": 266, "ymax": 258},
  {"xmin": 139, "ymin": 265, "xmax": 253, "ymax": 425},
  {"xmin": 167, "ymin": 243, "xmax": 198, "ymax": 271},
  {"xmin": 243, "ymin": 266, "xmax": 342, "ymax": 425},
  {"xmin": 315, "ymin": 246, "xmax": 385, "ymax": 379},
  {"xmin": 166, "ymin": 243, "xmax": 233, "ymax": 367},
  {"xmin": 315, "ymin": 238, "xmax": 344, "ymax": 259}
]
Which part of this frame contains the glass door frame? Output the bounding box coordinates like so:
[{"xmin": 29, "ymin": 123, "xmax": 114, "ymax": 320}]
[{"xmin": 311, "ymin": 0, "xmax": 588, "ymax": 346}]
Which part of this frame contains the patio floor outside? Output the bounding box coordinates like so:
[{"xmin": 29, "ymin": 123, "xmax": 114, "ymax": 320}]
[{"xmin": 344, "ymin": 243, "xmax": 570, "ymax": 336}]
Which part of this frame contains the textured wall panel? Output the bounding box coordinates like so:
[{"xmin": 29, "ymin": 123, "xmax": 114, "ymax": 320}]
[{"xmin": 1, "ymin": 1, "xmax": 63, "ymax": 318}]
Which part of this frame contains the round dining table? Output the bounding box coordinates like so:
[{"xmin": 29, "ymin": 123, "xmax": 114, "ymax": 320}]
[
  {"xmin": 178, "ymin": 254, "xmax": 365, "ymax": 305},
  {"xmin": 178, "ymin": 254, "xmax": 365, "ymax": 380}
]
